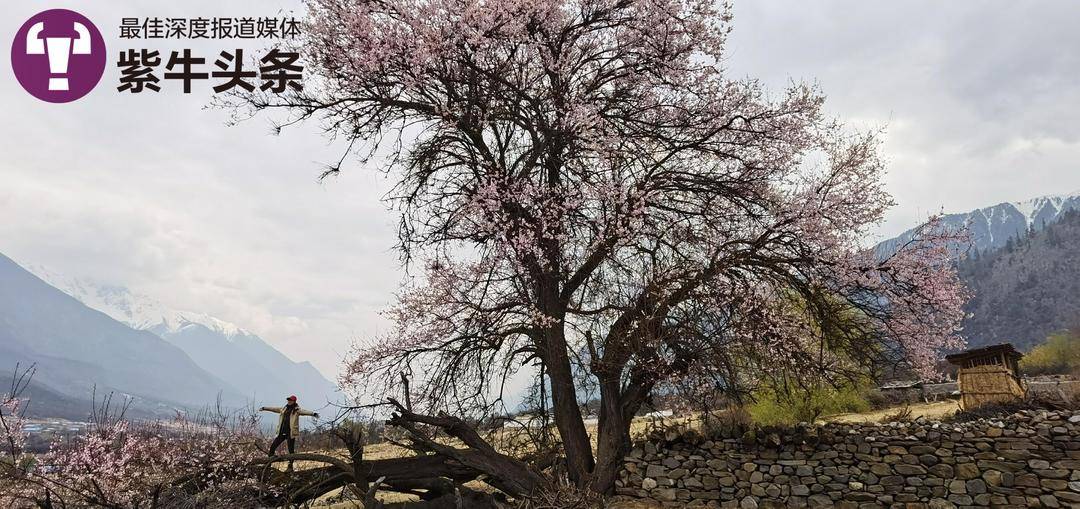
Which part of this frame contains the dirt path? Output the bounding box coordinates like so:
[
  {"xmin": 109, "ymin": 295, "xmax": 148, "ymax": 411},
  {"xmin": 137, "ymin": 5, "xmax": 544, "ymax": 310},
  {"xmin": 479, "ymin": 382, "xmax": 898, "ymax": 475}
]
[{"xmin": 824, "ymin": 400, "xmax": 960, "ymax": 424}]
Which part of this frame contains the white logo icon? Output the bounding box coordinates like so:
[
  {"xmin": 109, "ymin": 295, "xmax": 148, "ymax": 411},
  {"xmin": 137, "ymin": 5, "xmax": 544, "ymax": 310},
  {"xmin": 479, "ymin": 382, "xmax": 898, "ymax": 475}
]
[{"xmin": 25, "ymin": 21, "xmax": 92, "ymax": 91}]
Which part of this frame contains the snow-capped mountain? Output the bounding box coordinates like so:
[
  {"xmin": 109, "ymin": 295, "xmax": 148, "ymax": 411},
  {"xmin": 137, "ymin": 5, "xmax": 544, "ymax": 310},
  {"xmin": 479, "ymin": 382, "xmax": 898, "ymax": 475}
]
[
  {"xmin": 25, "ymin": 263, "xmax": 248, "ymax": 338},
  {"xmin": 1012, "ymin": 193, "xmax": 1080, "ymax": 228},
  {"xmin": 0, "ymin": 254, "xmax": 245, "ymax": 418},
  {"xmin": 26, "ymin": 264, "xmax": 339, "ymax": 411},
  {"xmin": 876, "ymin": 190, "xmax": 1080, "ymax": 257}
]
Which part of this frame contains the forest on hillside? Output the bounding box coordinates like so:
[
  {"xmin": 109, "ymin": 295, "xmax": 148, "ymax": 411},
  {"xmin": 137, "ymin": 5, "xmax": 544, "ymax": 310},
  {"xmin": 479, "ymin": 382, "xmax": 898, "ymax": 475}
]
[{"xmin": 959, "ymin": 209, "xmax": 1080, "ymax": 351}]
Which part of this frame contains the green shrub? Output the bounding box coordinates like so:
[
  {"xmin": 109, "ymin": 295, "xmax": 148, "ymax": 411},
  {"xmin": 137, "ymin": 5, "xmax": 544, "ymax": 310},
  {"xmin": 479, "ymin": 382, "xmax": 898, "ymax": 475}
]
[
  {"xmin": 748, "ymin": 380, "xmax": 871, "ymax": 425},
  {"xmin": 1020, "ymin": 331, "xmax": 1080, "ymax": 376}
]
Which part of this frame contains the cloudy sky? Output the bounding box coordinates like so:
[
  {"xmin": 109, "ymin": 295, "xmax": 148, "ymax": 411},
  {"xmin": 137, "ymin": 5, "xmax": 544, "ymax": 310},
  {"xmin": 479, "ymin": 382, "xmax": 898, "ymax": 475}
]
[{"xmin": 2, "ymin": 1, "xmax": 1078, "ymax": 379}]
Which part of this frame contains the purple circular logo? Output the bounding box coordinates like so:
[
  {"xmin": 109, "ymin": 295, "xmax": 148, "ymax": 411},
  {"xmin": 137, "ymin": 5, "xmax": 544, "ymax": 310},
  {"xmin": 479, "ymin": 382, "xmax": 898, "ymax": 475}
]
[{"xmin": 11, "ymin": 9, "xmax": 106, "ymax": 103}]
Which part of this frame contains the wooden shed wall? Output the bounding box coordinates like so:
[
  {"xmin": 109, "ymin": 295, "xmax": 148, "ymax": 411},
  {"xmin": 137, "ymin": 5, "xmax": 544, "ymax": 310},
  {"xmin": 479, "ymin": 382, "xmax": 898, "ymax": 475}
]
[{"xmin": 956, "ymin": 365, "xmax": 1025, "ymax": 410}]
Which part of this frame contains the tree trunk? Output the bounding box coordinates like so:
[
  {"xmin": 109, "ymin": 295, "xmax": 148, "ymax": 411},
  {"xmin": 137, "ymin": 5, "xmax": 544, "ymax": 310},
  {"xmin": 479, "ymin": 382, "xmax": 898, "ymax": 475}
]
[
  {"xmin": 543, "ymin": 326, "xmax": 595, "ymax": 486},
  {"xmin": 591, "ymin": 379, "xmax": 633, "ymax": 495}
]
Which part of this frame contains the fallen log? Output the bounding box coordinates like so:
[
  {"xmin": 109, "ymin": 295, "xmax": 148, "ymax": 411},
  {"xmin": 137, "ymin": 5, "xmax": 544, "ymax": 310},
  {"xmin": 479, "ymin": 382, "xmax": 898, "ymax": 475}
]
[
  {"xmin": 253, "ymin": 453, "xmax": 484, "ymax": 505},
  {"xmin": 249, "ymin": 398, "xmax": 547, "ymax": 506},
  {"xmin": 386, "ymin": 398, "xmax": 548, "ymax": 498}
]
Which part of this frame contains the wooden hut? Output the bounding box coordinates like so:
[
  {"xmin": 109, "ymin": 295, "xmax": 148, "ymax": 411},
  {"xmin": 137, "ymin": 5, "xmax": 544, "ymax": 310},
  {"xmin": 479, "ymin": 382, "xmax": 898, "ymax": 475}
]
[{"xmin": 945, "ymin": 343, "xmax": 1026, "ymax": 410}]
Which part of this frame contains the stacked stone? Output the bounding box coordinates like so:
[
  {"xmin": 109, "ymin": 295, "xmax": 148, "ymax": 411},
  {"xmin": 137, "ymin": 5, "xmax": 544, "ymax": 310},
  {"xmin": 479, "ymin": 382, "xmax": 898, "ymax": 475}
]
[{"xmin": 615, "ymin": 410, "xmax": 1080, "ymax": 508}]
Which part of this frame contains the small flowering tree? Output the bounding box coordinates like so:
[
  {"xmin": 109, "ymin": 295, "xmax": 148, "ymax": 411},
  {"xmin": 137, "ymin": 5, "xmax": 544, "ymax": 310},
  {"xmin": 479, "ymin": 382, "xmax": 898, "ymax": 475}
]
[
  {"xmin": 241, "ymin": 0, "xmax": 968, "ymax": 497},
  {"xmin": 1, "ymin": 395, "xmax": 28, "ymax": 467},
  {"xmin": 0, "ymin": 366, "xmax": 36, "ymax": 506}
]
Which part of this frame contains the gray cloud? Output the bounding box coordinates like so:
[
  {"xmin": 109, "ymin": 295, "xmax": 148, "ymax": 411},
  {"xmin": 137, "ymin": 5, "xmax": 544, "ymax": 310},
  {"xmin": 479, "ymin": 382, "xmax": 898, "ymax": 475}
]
[
  {"xmin": 726, "ymin": 1, "xmax": 1080, "ymax": 237},
  {"xmin": 2, "ymin": 1, "xmax": 1078, "ymax": 377}
]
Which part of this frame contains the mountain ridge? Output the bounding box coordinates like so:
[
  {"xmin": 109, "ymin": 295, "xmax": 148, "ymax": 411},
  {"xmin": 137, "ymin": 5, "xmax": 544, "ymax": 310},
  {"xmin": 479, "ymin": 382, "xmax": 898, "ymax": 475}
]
[
  {"xmin": 25, "ymin": 263, "xmax": 253, "ymax": 339},
  {"xmin": 876, "ymin": 190, "xmax": 1080, "ymax": 353},
  {"xmin": 876, "ymin": 190, "xmax": 1080, "ymax": 257},
  {"xmin": 0, "ymin": 252, "xmax": 245, "ymax": 415},
  {"xmin": 25, "ymin": 263, "xmax": 338, "ymax": 410}
]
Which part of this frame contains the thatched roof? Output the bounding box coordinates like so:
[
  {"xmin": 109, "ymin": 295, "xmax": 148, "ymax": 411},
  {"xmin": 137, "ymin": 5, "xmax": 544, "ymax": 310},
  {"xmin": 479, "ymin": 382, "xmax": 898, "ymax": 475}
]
[{"xmin": 945, "ymin": 343, "xmax": 1022, "ymax": 365}]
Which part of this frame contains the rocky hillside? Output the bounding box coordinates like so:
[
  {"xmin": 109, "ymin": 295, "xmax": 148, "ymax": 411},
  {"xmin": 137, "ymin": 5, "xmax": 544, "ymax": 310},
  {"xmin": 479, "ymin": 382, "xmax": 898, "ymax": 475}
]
[{"xmin": 958, "ymin": 209, "xmax": 1080, "ymax": 351}]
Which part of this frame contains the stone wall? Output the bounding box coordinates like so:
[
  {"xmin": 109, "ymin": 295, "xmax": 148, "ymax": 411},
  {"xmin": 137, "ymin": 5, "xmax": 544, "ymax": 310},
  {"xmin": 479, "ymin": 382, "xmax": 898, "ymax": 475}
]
[{"xmin": 615, "ymin": 409, "xmax": 1080, "ymax": 508}]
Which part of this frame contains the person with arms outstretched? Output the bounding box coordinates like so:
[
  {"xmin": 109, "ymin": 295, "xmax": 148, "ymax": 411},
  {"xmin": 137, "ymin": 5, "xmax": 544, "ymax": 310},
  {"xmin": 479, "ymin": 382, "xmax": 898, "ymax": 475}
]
[{"xmin": 260, "ymin": 395, "xmax": 318, "ymax": 469}]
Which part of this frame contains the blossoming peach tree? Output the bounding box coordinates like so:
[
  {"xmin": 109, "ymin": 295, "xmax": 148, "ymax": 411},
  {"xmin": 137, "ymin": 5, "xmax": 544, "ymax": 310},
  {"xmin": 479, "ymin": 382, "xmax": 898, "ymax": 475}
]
[{"xmin": 241, "ymin": 0, "xmax": 969, "ymax": 498}]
